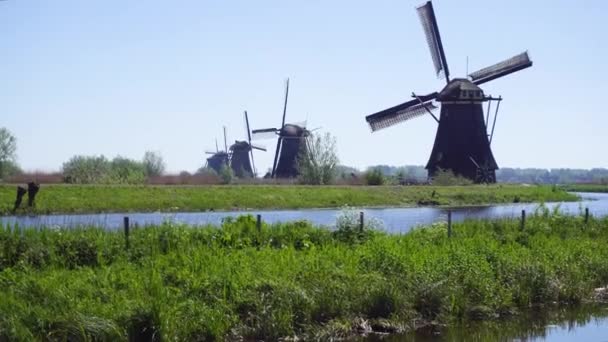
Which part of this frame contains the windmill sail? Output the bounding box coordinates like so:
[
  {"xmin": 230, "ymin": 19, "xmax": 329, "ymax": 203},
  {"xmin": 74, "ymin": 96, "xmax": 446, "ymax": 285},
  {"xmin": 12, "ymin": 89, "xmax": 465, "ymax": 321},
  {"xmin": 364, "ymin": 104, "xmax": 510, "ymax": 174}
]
[
  {"xmin": 417, "ymin": 1, "xmax": 450, "ymax": 81},
  {"xmin": 366, "ymin": 92, "xmax": 438, "ymax": 132},
  {"xmin": 469, "ymin": 52, "xmax": 532, "ymax": 85},
  {"xmin": 251, "ymin": 128, "xmax": 278, "ymax": 140},
  {"xmin": 251, "ymin": 144, "xmax": 267, "ymax": 151}
]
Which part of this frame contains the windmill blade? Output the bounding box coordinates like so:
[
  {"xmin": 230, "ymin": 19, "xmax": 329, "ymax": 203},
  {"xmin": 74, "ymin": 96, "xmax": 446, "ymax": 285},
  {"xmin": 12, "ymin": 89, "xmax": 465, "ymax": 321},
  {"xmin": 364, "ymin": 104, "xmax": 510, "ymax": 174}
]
[
  {"xmin": 205, "ymin": 151, "xmax": 217, "ymax": 155},
  {"xmin": 223, "ymin": 126, "xmax": 228, "ymax": 152},
  {"xmin": 251, "ymin": 128, "xmax": 279, "ymax": 140},
  {"xmin": 365, "ymin": 92, "xmax": 438, "ymax": 132},
  {"xmin": 251, "ymin": 144, "xmax": 267, "ymax": 151},
  {"xmin": 417, "ymin": 1, "xmax": 450, "ymax": 82},
  {"xmin": 281, "ymin": 78, "xmax": 289, "ymax": 128},
  {"xmin": 244, "ymin": 111, "xmax": 257, "ymax": 176},
  {"xmin": 244, "ymin": 111, "xmax": 252, "ymax": 143},
  {"xmin": 271, "ymin": 137, "xmax": 283, "ymax": 177},
  {"xmin": 469, "ymin": 51, "xmax": 532, "ymax": 85}
]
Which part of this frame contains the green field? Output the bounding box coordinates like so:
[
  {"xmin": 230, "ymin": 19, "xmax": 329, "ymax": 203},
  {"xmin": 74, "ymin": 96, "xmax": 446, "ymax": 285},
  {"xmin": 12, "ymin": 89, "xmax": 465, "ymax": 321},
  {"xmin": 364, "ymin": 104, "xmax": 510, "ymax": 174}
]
[
  {"xmin": 0, "ymin": 184, "xmax": 578, "ymax": 215},
  {"xmin": 1, "ymin": 211, "xmax": 607, "ymax": 340}
]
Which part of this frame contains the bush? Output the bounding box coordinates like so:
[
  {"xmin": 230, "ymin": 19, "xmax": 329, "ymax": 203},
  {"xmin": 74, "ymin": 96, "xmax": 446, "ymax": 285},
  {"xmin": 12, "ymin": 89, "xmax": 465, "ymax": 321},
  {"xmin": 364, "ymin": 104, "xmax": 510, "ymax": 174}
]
[
  {"xmin": 364, "ymin": 168, "xmax": 385, "ymax": 186},
  {"xmin": 62, "ymin": 155, "xmax": 111, "ymax": 183},
  {"xmin": 219, "ymin": 165, "xmax": 233, "ymax": 184},
  {"xmin": 63, "ymin": 155, "xmax": 146, "ymax": 184},
  {"xmin": 298, "ymin": 132, "xmax": 339, "ymax": 185},
  {"xmin": 431, "ymin": 168, "xmax": 473, "ymax": 186},
  {"xmin": 143, "ymin": 151, "xmax": 166, "ymax": 177}
]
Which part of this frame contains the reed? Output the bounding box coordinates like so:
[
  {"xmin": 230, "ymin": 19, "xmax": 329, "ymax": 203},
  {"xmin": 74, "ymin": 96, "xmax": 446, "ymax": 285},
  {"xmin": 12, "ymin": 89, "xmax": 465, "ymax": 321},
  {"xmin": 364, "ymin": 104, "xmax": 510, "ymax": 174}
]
[{"xmin": 1, "ymin": 211, "xmax": 607, "ymax": 340}]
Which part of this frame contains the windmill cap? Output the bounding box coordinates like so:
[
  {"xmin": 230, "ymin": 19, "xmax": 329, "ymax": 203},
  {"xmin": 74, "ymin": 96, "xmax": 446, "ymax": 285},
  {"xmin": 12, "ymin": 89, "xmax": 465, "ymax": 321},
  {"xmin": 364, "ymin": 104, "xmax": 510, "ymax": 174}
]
[
  {"xmin": 438, "ymin": 78, "xmax": 484, "ymax": 101},
  {"xmin": 230, "ymin": 141, "xmax": 250, "ymax": 150},
  {"xmin": 281, "ymin": 124, "xmax": 307, "ymax": 137}
]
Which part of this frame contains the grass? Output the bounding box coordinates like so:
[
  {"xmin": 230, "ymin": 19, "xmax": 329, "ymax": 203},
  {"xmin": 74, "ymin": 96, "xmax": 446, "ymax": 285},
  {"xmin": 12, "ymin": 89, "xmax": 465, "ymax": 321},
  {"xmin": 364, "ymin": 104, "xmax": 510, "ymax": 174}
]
[
  {"xmin": 562, "ymin": 183, "xmax": 608, "ymax": 193},
  {"xmin": 1, "ymin": 210, "xmax": 607, "ymax": 340},
  {"xmin": 0, "ymin": 184, "xmax": 578, "ymax": 215}
]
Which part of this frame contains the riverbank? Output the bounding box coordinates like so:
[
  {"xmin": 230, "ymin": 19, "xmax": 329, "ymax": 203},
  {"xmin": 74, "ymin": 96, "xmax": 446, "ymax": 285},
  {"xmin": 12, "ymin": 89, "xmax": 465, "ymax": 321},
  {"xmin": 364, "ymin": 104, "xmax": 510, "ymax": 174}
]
[
  {"xmin": 0, "ymin": 184, "xmax": 578, "ymax": 215},
  {"xmin": 1, "ymin": 212, "xmax": 607, "ymax": 340},
  {"xmin": 562, "ymin": 184, "xmax": 608, "ymax": 193}
]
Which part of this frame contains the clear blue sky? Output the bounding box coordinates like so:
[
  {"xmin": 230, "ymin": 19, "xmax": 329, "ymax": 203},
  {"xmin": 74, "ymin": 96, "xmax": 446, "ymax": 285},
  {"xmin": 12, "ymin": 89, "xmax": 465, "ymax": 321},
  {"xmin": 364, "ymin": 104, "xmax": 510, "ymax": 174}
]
[{"xmin": 1, "ymin": 0, "xmax": 606, "ymax": 173}]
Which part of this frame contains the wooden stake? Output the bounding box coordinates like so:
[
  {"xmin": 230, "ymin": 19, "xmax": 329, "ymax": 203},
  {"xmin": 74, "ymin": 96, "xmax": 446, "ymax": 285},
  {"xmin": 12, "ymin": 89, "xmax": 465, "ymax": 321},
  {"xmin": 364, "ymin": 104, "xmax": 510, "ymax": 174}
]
[
  {"xmin": 124, "ymin": 216, "xmax": 130, "ymax": 250},
  {"xmin": 256, "ymin": 214, "xmax": 262, "ymax": 233},
  {"xmin": 520, "ymin": 210, "xmax": 526, "ymax": 231},
  {"xmin": 585, "ymin": 208, "xmax": 589, "ymax": 224},
  {"xmin": 447, "ymin": 210, "xmax": 452, "ymax": 238},
  {"xmin": 359, "ymin": 212, "xmax": 364, "ymax": 232}
]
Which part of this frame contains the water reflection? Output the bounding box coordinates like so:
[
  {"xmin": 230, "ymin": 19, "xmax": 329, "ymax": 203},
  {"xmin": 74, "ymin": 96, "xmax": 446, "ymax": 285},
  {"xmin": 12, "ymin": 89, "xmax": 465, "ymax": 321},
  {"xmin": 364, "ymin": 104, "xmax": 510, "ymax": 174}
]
[
  {"xmin": 1, "ymin": 192, "xmax": 608, "ymax": 233},
  {"xmin": 366, "ymin": 305, "xmax": 608, "ymax": 341}
]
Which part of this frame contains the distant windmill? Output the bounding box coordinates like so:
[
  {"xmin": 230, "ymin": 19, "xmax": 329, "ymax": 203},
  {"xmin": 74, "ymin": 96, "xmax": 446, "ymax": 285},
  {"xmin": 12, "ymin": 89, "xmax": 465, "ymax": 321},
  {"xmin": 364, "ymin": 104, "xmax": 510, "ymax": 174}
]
[
  {"xmin": 252, "ymin": 79, "xmax": 312, "ymax": 178},
  {"xmin": 229, "ymin": 111, "xmax": 267, "ymax": 177},
  {"xmin": 205, "ymin": 127, "xmax": 229, "ymax": 173},
  {"xmin": 364, "ymin": 1, "xmax": 533, "ymax": 183}
]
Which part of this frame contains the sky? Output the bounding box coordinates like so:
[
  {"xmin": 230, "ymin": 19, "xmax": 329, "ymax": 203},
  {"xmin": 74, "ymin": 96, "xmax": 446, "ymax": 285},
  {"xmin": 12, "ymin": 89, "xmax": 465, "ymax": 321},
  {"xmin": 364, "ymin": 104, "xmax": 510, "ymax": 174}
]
[{"xmin": 0, "ymin": 0, "xmax": 607, "ymax": 173}]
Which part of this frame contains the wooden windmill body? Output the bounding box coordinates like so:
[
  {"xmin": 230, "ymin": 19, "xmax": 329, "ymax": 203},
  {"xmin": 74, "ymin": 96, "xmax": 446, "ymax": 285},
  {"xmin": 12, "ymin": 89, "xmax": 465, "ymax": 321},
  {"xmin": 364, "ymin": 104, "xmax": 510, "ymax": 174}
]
[{"xmin": 365, "ymin": 1, "xmax": 532, "ymax": 183}]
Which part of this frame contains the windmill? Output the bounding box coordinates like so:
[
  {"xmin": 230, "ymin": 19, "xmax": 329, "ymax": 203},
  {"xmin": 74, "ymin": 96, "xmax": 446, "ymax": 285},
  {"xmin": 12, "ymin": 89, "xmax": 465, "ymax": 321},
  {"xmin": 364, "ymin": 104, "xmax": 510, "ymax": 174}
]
[
  {"xmin": 205, "ymin": 127, "xmax": 230, "ymax": 174},
  {"xmin": 364, "ymin": 1, "xmax": 532, "ymax": 184},
  {"xmin": 229, "ymin": 111, "xmax": 267, "ymax": 177},
  {"xmin": 252, "ymin": 79, "xmax": 312, "ymax": 178}
]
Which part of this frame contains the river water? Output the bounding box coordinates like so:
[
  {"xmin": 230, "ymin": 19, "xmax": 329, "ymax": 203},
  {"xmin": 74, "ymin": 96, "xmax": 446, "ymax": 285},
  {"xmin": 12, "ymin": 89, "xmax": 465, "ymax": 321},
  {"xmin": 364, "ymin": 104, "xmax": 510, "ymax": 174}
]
[
  {"xmin": 1, "ymin": 192, "xmax": 607, "ymax": 233},
  {"xmin": 3, "ymin": 192, "xmax": 608, "ymax": 340},
  {"xmin": 365, "ymin": 304, "xmax": 608, "ymax": 341}
]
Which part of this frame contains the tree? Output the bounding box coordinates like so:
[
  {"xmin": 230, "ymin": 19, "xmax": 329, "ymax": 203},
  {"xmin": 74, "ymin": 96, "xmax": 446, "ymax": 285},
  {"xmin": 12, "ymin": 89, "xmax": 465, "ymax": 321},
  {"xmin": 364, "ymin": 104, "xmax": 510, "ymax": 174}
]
[
  {"xmin": 143, "ymin": 151, "xmax": 166, "ymax": 177},
  {"xmin": 0, "ymin": 128, "xmax": 19, "ymax": 179},
  {"xmin": 298, "ymin": 132, "xmax": 339, "ymax": 185}
]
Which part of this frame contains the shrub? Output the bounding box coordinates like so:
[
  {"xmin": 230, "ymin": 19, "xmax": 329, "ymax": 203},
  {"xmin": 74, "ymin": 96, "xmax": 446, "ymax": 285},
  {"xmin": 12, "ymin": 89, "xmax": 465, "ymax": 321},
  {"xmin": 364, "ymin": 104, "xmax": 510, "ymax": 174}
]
[
  {"xmin": 219, "ymin": 165, "xmax": 233, "ymax": 184},
  {"xmin": 431, "ymin": 168, "xmax": 473, "ymax": 186},
  {"xmin": 142, "ymin": 151, "xmax": 166, "ymax": 177},
  {"xmin": 298, "ymin": 132, "xmax": 339, "ymax": 185},
  {"xmin": 364, "ymin": 168, "xmax": 385, "ymax": 186},
  {"xmin": 62, "ymin": 155, "xmax": 146, "ymax": 184},
  {"xmin": 62, "ymin": 155, "xmax": 111, "ymax": 183}
]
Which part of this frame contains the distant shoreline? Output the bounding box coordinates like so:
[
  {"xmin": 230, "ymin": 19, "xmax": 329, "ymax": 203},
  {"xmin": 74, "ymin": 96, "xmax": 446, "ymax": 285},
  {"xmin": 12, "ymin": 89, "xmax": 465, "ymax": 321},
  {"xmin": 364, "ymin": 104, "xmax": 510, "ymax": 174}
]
[{"xmin": 0, "ymin": 184, "xmax": 578, "ymax": 216}]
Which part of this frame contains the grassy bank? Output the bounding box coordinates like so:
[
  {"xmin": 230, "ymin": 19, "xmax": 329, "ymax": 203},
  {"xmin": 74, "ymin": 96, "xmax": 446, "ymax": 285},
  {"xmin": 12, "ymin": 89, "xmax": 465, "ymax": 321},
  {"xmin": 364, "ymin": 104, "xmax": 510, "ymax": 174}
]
[
  {"xmin": 562, "ymin": 184, "xmax": 608, "ymax": 193},
  {"xmin": 1, "ymin": 211, "xmax": 607, "ymax": 340},
  {"xmin": 0, "ymin": 184, "xmax": 578, "ymax": 215}
]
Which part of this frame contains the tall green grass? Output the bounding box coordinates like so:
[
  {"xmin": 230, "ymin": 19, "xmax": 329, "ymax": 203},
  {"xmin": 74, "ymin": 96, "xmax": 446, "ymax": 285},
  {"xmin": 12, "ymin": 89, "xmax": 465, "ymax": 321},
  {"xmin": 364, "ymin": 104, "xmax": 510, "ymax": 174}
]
[
  {"xmin": 1, "ymin": 211, "xmax": 607, "ymax": 340},
  {"xmin": 0, "ymin": 184, "xmax": 578, "ymax": 215}
]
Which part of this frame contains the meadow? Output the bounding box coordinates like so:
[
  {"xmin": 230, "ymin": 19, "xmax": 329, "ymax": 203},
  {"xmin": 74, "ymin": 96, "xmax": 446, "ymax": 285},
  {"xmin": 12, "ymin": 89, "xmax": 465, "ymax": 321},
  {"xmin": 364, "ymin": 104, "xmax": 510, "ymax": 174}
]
[
  {"xmin": 0, "ymin": 184, "xmax": 578, "ymax": 215},
  {"xmin": 1, "ymin": 209, "xmax": 607, "ymax": 340}
]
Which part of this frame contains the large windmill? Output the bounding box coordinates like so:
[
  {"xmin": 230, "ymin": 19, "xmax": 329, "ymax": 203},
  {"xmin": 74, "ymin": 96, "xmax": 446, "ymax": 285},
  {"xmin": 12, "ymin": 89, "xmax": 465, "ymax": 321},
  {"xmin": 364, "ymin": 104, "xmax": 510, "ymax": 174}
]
[
  {"xmin": 205, "ymin": 127, "xmax": 230, "ymax": 174},
  {"xmin": 229, "ymin": 111, "xmax": 267, "ymax": 177},
  {"xmin": 252, "ymin": 79, "xmax": 312, "ymax": 178},
  {"xmin": 365, "ymin": 1, "xmax": 532, "ymax": 183}
]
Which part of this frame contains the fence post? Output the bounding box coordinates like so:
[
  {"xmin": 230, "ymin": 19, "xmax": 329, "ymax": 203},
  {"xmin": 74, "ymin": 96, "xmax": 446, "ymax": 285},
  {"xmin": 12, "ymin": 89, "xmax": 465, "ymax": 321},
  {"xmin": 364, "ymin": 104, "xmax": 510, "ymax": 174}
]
[
  {"xmin": 585, "ymin": 207, "xmax": 589, "ymax": 224},
  {"xmin": 256, "ymin": 214, "xmax": 262, "ymax": 233},
  {"xmin": 359, "ymin": 212, "xmax": 364, "ymax": 232},
  {"xmin": 124, "ymin": 216, "xmax": 130, "ymax": 250},
  {"xmin": 520, "ymin": 210, "xmax": 526, "ymax": 231},
  {"xmin": 447, "ymin": 210, "xmax": 452, "ymax": 238}
]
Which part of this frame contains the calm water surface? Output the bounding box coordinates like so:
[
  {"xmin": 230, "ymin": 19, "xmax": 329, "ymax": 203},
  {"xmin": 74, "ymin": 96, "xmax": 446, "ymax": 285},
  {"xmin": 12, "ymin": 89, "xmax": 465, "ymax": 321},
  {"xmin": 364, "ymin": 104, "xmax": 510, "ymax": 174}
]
[
  {"xmin": 1, "ymin": 192, "xmax": 607, "ymax": 233},
  {"xmin": 366, "ymin": 305, "xmax": 608, "ymax": 341}
]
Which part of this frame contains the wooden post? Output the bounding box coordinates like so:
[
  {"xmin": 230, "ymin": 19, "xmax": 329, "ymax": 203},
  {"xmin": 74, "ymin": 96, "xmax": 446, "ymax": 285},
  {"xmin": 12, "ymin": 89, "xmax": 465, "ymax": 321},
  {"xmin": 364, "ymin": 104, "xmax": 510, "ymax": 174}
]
[
  {"xmin": 585, "ymin": 208, "xmax": 589, "ymax": 224},
  {"xmin": 256, "ymin": 214, "xmax": 262, "ymax": 233},
  {"xmin": 359, "ymin": 211, "xmax": 364, "ymax": 232},
  {"xmin": 124, "ymin": 216, "xmax": 130, "ymax": 250},
  {"xmin": 520, "ymin": 210, "xmax": 526, "ymax": 231},
  {"xmin": 447, "ymin": 210, "xmax": 452, "ymax": 238}
]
